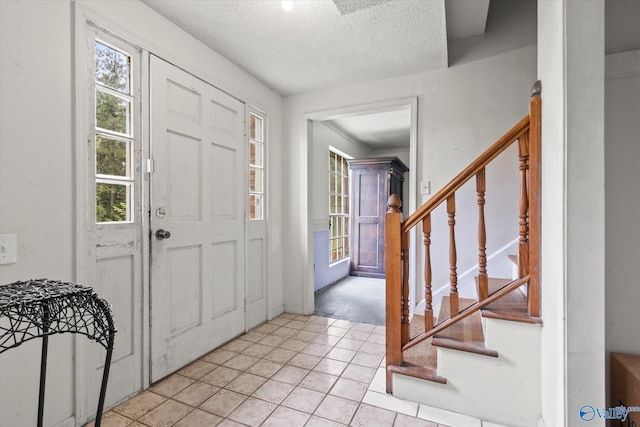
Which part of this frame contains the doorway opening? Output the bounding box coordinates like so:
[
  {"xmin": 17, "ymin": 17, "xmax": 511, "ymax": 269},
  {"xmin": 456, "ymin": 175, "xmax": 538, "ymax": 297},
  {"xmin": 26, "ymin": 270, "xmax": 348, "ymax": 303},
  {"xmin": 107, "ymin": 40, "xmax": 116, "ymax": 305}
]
[{"xmin": 305, "ymin": 98, "xmax": 418, "ymax": 325}]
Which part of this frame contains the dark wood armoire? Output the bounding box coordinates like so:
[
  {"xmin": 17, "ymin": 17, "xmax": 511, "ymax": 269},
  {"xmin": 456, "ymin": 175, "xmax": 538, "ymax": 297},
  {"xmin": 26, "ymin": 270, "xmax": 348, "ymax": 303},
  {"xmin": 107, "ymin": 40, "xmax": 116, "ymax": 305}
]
[{"xmin": 348, "ymin": 157, "xmax": 408, "ymax": 278}]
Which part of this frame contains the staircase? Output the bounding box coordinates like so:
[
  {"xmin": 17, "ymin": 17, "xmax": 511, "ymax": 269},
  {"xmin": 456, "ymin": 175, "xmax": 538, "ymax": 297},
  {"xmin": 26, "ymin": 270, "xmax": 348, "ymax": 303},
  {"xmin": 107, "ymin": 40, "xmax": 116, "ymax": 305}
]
[{"xmin": 384, "ymin": 82, "xmax": 542, "ymax": 426}]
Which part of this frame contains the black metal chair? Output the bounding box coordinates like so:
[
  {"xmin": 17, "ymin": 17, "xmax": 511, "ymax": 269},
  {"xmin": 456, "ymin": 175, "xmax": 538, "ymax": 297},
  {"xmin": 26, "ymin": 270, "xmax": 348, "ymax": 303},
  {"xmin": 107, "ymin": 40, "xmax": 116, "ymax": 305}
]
[{"xmin": 0, "ymin": 279, "xmax": 116, "ymax": 427}]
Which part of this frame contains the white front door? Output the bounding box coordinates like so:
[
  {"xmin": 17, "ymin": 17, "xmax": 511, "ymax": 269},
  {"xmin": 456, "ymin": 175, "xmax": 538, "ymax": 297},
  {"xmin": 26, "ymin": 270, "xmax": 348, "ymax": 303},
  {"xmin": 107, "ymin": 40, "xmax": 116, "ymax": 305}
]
[{"xmin": 149, "ymin": 56, "xmax": 246, "ymax": 381}]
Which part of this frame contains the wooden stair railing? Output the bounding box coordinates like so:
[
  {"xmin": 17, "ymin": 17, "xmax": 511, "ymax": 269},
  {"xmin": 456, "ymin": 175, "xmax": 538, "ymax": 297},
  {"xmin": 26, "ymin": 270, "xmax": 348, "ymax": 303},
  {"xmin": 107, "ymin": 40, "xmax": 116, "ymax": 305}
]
[{"xmin": 385, "ymin": 81, "xmax": 542, "ymax": 393}]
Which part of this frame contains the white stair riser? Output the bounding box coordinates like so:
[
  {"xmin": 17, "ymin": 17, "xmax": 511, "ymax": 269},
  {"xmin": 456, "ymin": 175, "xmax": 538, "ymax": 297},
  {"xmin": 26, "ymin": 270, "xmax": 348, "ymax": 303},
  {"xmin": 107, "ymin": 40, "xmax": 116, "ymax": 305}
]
[{"xmin": 393, "ymin": 320, "xmax": 541, "ymax": 427}]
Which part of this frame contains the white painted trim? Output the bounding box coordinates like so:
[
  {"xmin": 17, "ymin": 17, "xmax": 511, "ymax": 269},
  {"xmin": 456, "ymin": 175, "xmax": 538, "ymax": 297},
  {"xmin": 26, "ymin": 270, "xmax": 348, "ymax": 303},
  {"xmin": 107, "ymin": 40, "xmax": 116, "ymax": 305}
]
[
  {"xmin": 407, "ymin": 97, "xmax": 418, "ymax": 318},
  {"xmin": 140, "ymin": 49, "xmax": 151, "ymax": 391},
  {"xmin": 52, "ymin": 416, "xmax": 76, "ymax": 427},
  {"xmin": 73, "ymin": 5, "xmax": 91, "ymax": 422}
]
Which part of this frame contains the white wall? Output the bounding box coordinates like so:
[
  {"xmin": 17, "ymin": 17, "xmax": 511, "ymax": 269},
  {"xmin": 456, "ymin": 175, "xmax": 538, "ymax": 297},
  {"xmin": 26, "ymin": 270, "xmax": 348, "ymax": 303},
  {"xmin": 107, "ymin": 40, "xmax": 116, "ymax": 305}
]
[
  {"xmin": 0, "ymin": 2, "xmax": 76, "ymax": 425},
  {"xmin": 538, "ymin": 1, "xmax": 606, "ymax": 426},
  {"xmin": 564, "ymin": 3, "xmax": 606, "ymax": 423},
  {"xmin": 0, "ymin": 1, "xmax": 283, "ymax": 425},
  {"xmin": 605, "ymin": 51, "xmax": 640, "ymax": 357},
  {"xmin": 282, "ymin": 45, "xmax": 536, "ymax": 315}
]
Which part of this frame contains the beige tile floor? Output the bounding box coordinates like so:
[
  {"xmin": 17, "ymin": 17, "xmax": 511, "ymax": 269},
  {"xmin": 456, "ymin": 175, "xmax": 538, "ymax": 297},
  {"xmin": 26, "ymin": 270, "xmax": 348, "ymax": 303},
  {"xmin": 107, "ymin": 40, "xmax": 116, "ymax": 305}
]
[{"xmin": 90, "ymin": 313, "xmax": 448, "ymax": 427}]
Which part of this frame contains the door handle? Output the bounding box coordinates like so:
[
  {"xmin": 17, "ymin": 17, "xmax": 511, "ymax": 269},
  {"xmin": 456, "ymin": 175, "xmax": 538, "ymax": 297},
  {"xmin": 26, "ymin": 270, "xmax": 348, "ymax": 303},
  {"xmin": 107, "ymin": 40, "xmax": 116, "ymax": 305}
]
[{"xmin": 155, "ymin": 229, "xmax": 171, "ymax": 240}]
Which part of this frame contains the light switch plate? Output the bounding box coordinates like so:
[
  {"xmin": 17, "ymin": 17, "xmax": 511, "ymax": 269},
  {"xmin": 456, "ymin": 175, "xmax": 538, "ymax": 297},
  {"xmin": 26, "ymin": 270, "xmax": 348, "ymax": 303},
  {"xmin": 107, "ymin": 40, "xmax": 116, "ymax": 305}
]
[
  {"xmin": 0, "ymin": 234, "xmax": 17, "ymax": 265},
  {"xmin": 420, "ymin": 180, "xmax": 431, "ymax": 195}
]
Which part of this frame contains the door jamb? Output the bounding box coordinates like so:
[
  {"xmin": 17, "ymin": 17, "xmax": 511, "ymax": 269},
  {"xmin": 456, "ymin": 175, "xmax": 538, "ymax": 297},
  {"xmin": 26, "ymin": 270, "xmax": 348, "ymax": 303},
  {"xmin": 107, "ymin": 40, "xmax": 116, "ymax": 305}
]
[{"xmin": 304, "ymin": 97, "xmax": 418, "ymax": 317}]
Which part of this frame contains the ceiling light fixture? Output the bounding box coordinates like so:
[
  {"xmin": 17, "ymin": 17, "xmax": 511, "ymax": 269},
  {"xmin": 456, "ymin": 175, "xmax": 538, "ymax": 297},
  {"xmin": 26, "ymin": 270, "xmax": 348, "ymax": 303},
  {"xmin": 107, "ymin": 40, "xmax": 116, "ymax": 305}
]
[{"xmin": 282, "ymin": 1, "xmax": 293, "ymax": 11}]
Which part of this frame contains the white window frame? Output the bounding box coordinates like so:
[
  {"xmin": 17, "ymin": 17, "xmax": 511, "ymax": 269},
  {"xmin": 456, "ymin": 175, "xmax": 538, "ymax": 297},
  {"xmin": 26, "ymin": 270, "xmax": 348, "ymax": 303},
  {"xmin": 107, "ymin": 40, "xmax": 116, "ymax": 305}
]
[
  {"xmin": 248, "ymin": 109, "xmax": 266, "ymax": 221},
  {"xmin": 329, "ymin": 148, "xmax": 351, "ymax": 263},
  {"xmin": 92, "ymin": 35, "xmax": 139, "ymax": 224}
]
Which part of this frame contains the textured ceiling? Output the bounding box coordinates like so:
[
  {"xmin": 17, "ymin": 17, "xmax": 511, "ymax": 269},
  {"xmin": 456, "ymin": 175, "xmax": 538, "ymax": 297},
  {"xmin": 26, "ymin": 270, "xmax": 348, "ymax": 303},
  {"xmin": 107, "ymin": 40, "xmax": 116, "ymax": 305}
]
[{"xmin": 141, "ymin": 0, "xmax": 449, "ymax": 96}]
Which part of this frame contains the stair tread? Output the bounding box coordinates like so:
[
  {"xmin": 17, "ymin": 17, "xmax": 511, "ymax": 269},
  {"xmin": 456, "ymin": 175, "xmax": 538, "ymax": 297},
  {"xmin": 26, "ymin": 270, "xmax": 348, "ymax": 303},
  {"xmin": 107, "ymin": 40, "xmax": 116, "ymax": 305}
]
[
  {"xmin": 388, "ymin": 316, "xmax": 444, "ymax": 384},
  {"xmin": 477, "ymin": 277, "xmax": 542, "ymax": 324},
  {"xmin": 432, "ymin": 297, "xmax": 498, "ymax": 357},
  {"xmin": 388, "ymin": 361, "xmax": 446, "ymax": 384}
]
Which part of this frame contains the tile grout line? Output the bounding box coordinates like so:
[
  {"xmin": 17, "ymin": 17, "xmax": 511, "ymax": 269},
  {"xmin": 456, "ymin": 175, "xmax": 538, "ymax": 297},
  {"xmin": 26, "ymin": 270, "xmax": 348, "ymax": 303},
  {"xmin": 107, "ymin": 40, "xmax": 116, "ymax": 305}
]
[{"xmin": 94, "ymin": 313, "xmax": 444, "ymax": 427}]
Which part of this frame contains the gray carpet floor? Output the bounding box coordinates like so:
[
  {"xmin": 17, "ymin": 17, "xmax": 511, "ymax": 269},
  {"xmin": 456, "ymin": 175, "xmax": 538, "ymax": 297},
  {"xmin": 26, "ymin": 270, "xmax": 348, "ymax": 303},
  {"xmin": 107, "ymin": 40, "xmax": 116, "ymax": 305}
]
[{"xmin": 314, "ymin": 275, "xmax": 385, "ymax": 326}]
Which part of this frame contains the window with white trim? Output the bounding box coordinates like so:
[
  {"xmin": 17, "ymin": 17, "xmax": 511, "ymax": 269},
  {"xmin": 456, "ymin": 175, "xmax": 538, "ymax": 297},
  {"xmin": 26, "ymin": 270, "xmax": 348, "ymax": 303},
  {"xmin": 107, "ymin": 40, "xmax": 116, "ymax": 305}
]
[
  {"xmin": 94, "ymin": 39, "xmax": 135, "ymax": 223},
  {"xmin": 329, "ymin": 150, "xmax": 350, "ymax": 263},
  {"xmin": 249, "ymin": 111, "xmax": 265, "ymax": 220}
]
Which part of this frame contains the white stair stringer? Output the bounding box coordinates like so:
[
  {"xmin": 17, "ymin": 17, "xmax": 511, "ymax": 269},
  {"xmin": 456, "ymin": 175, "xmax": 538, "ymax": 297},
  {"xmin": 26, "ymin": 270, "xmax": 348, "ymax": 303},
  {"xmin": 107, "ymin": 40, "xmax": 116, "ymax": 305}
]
[{"xmin": 391, "ymin": 318, "xmax": 542, "ymax": 427}]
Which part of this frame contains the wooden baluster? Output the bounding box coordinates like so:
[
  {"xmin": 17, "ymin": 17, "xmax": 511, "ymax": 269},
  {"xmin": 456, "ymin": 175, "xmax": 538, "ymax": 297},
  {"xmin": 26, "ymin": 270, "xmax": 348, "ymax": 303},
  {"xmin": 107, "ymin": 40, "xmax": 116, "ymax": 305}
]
[
  {"xmin": 518, "ymin": 132, "xmax": 530, "ymax": 279},
  {"xmin": 401, "ymin": 232, "xmax": 410, "ymax": 345},
  {"xmin": 447, "ymin": 194, "xmax": 459, "ymax": 315},
  {"xmin": 476, "ymin": 168, "xmax": 488, "ymax": 301},
  {"xmin": 528, "ymin": 81, "xmax": 542, "ymax": 317},
  {"xmin": 423, "ymin": 215, "xmax": 434, "ymax": 331},
  {"xmin": 385, "ymin": 194, "xmax": 403, "ymax": 393}
]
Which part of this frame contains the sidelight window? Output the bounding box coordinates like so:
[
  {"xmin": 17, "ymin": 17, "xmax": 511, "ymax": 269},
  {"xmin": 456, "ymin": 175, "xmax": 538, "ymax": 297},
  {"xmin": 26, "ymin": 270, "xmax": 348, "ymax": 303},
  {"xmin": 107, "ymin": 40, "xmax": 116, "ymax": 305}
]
[
  {"xmin": 94, "ymin": 40, "xmax": 135, "ymax": 223},
  {"xmin": 249, "ymin": 111, "xmax": 266, "ymax": 220}
]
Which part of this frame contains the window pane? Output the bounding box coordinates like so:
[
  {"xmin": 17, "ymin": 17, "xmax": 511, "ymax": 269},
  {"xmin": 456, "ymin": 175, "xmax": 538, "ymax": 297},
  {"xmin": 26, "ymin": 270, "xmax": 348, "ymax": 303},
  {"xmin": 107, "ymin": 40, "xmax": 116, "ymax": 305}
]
[
  {"xmin": 95, "ymin": 41, "xmax": 130, "ymax": 93},
  {"xmin": 250, "ymin": 194, "xmax": 263, "ymax": 220},
  {"xmin": 249, "ymin": 141, "xmax": 263, "ymax": 167},
  {"xmin": 329, "ymin": 150, "xmax": 350, "ymax": 262},
  {"xmin": 250, "ymin": 114, "xmax": 263, "ymax": 142},
  {"xmin": 96, "ymin": 182, "xmax": 131, "ymax": 222},
  {"xmin": 96, "ymin": 90, "xmax": 129, "ymax": 134},
  {"xmin": 96, "ymin": 136, "xmax": 130, "ymax": 177},
  {"xmin": 250, "ymin": 168, "xmax": 263, "ymax": 193}
]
